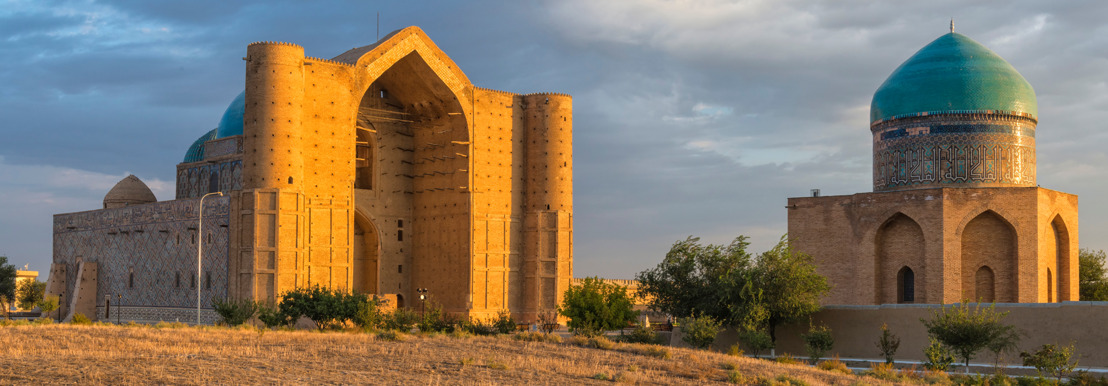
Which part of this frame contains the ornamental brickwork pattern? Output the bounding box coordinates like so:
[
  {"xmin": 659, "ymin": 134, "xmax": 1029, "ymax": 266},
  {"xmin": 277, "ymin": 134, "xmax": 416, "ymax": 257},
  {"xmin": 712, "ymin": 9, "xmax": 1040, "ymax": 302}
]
[{"xmin": 54, "ymin": 197, "xmax": 230, "ymax": 311}]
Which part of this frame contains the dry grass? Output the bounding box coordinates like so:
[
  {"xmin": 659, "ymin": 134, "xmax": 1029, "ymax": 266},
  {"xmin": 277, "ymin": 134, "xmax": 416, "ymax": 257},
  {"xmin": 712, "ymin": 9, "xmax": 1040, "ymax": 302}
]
[{"xmin": 0, "ymin": 324, "xmax": 887, "ymax": 385}]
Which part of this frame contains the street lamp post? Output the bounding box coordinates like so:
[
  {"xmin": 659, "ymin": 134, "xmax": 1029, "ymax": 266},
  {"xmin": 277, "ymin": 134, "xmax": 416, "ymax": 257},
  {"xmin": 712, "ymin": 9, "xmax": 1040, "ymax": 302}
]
[
  {"xmin": 198, "ymin": 191, "xmax": 223, "ymax": 325},
  {"xmin": 416, "ymin": 288, "xmax": 428, "ymax": 319}
]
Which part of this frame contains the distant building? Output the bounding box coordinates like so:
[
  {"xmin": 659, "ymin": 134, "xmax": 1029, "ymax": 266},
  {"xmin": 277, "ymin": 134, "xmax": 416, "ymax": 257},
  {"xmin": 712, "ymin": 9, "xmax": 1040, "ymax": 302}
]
[
  {"xmin": 788, "ymin": 31, "xmax": 1078, "ymax": 305},
  {"xmin": 12, "ymin": 269, "xmax": 38, "ymax": 311},
  {"xmin": 49, "ymin": 27, "xmax": 573, "ymax": 324}
]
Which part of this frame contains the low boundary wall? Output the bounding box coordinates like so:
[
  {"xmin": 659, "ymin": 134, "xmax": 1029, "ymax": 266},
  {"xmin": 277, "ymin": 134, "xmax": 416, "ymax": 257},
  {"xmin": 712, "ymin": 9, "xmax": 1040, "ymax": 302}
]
[{"xmin": 708, "ymin": 302, "xmax": 1108, "ymax": 368}]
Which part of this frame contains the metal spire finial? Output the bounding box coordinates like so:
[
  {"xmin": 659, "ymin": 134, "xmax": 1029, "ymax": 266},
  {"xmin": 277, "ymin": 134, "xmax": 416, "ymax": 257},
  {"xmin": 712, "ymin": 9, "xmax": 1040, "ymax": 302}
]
[{"xmin": 950, "ymin": 18, "xmax": 955, "ymax": 33}]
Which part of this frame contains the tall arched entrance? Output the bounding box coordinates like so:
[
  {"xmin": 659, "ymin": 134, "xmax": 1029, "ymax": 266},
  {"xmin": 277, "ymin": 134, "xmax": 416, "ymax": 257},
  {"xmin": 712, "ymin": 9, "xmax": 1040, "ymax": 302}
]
[
  {"xmin": 876, "ymin": 213, "xmax": 925, "ymax": 304},
  {"xmin": 1047, "ymin": 216, "xmax": 1071, "ymax": 302},
  {"xmin": 961, "ymin": 211, "xmax": 1017, "ymax": 302}
]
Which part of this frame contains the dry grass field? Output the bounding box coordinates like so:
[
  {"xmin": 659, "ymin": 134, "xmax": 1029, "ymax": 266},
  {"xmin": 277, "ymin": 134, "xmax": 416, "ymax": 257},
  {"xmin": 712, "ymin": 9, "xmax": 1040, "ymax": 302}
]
[{"xmin": 0, "ymin": 323, "xmax": 886, "ymax": 385}]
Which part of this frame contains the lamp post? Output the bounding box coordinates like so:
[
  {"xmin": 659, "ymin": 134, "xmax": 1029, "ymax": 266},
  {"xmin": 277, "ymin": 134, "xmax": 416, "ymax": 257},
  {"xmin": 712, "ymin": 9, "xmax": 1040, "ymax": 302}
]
[
  {"xmin": 416, "ymin": 288, "xmax": 428, "ymax": 319},
  {"xmin": 198, "ymin": 191, "xmax": 223, "ymax": 325}
]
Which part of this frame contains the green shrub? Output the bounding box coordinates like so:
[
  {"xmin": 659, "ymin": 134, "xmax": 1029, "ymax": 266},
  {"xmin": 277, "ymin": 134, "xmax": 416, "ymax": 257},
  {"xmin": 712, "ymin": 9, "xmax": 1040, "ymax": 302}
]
[
  {"xmin": 923, "ymin": 338, "xmax": 955, "ymax": 372},
  {"xmin": 1067, "ymin": 370, "xmax": 1108, "ymax": 385},
  {"xmin": 863, "ymin": 362, "xmax": 900, "ymax": 381},
  {"xmin": 70, "ymin": 313, "xmax": 92, "ymax": 325},
  {"xmin": 622, "ymin": 322, "xmax": 659, "ymax": 344},
  {"xmin": 775, "ymin": 353, "xmax": 801, "ymax": 365},
  {"xmin": 351, "ymin": 296, "xmax": 383, "ymax": 330},
  {"xmin": 727, "ymin": 344, "xmax": 743, "ymax": 357},
  {"xmin": 493, "ymin": 311, "xmax": 515, "ymax": 334},
  {"xmin": 382, "ymin": 308, "xmax": 418, "ymax": 332},
  {"xmin": 802, "ymin": 324, "xmax": 834, "ymax": 364},
  {"xmin": 212, "ymin": 298, "xmax": 257, "ymax": 326},
  {"xmin": 738, "ymin": 328, "xmax": 774, "ymax": 358},
  {"xmin": 37, "ymin": 295, "xmax": 60, "ymax": 321},
  {"xmin": 256, "ymin": 303, "xmax": 285, "ymax": 329},
  {"xmin": 1020, "ymin": 343, "xmax": 1078, "ymax": 383},
  {"xmin": 376, "ymin": 330, "xmax": 405, "ymax": 341},
  {"xmin": 727, "ymin": 370, "xmax": 746, "ymax": 384},
  {"xmin": 680, "ymin": 314, "xmax": 722, "ymax": 349},
  {"xmin": 816, "ymin": 356, "xmax": 850, "ymax": 374}
]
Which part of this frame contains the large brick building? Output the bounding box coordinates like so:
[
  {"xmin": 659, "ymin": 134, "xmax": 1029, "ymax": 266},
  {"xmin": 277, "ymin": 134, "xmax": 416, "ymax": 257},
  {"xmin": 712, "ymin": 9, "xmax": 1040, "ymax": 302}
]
[
  {"xmin": 788, "ymin": 31, "xmax": 1078, "ymax": 305},
  {"xmin": 48, "ymin": 27, "xmax": 573, "ymax": 323}
]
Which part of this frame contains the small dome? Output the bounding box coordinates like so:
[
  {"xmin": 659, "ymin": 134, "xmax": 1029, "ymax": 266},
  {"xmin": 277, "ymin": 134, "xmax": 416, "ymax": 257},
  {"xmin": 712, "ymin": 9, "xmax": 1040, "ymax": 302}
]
[
  {"xmin": 104, "ymin": 175, "xmax": 157, "ymax": 209},
  {"xmin": 215, "ymin": 91, "xmax": 245, "ymax": 138},
  {"xmin": 183, "ymin": 128, "xmax": 217, "ymax": 163},
  {"xmin": 871, "ymin": 33, "xmax": 1037, "ymax": 123}
]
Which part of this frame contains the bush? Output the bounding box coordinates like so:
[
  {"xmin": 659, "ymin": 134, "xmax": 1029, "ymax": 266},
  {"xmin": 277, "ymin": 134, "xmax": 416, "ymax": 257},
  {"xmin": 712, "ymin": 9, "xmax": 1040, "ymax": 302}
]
[
  {"xmin": 1020, "ymin": 343, "xmax": 1078, "ymax": 383},
  {"xmin": 381, "ymin": 308, "xmax": 418, "ymax": 332},
  {"xmin": 558, "ymin": 277, "xmax": 637, "ymax": 337},
  {"xmin": 775, "ymin": 353, "xmax": 802, "ymax": 365},
  {"xmin": 71, "ymin": 313, "xmax": 92, "ymax": 325},
  {"xmin": 923, "ymin": 338, "xmax": 955, "ymax": 372},
  {"xmin": 212, "ymin": 298, "xmax": 257, "ymax": 326},
  {"xmin": 492, "ymin": 311, "xmax": 515, "ymax": 334},
  {"xmin": 816, "ymin": 355, "xmax": 850, "ymax": 374},
  {"xmin": 37, "ymin": 295, "xmax": 60, "ymax": 321},
  {"xmin": 351, "ymin": 296, "xmax": 383, "ymax": 330},
  {"xmin": 622, "ymin": 322, "xmax": 659, "ymax": 344},
  {"xmin": 569, "ymin": 335, "xmax": 616, "ymax": 350},
  {"xmin": 864, "ymin": 362, "xmax": 900, "ymax": 381},
  {"xmin": 276, "ymin": 286, "xmax": 369, "ymax": 330},
  {"xmin": 680, "ymin": 314, "xmax": 722, "ymax": 349},
  {"xmin": 802, "ymin": 324, "xmax": 834, "ymax": 364},
  {"xmin": 727, "ymin": 344, "xmax": 743, "ymax": 357},
  {"xmin": 875, "ymin": 323, "xmax": 900, "ymax": 364},
  {"xmin": 738, "ymin": 328, "xmax": 774, "ymax": 358},
  {"xmin": 921, "ymin": 302, "xmax": 1015, "ymax": 372},
  {"xmin": 256, "ymin": 303, "xmax": 285, "ymax": 329}
]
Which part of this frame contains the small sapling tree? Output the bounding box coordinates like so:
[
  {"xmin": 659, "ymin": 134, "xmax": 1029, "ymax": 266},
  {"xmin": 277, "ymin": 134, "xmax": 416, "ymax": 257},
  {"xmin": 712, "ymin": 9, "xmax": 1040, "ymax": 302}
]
[
  {"xmin": 921, "ymin": 302, "xmax": 1014, "ymax": 373},
  {"xmin": 875, "ymin": 323, "xmax": 900, "ymax": 364},
  {"xmin": 802, "ymin": 324, "xmax": 834, "ymax": 364},
  {"xmin": 1021, "ymin": 343, "xmax": 1078, "ymax": 383}
]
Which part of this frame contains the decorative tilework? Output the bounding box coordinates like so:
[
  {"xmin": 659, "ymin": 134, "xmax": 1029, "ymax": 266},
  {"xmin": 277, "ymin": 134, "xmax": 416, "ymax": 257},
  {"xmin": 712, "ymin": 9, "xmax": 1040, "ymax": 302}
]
[
  {"xmin": 97, "ymin": 306, "xmax": 220, "ymax": 325},
  {"xmin": 872, "ymin": 113, "xmax": 1036, "ymax": 191},
  {"xmin": 54, "ymin": 197, "xmax": 230, "ymax": 318},
  {"xmin": 176, "ymin": 159, "xmax": 243, "ymax": 199}
]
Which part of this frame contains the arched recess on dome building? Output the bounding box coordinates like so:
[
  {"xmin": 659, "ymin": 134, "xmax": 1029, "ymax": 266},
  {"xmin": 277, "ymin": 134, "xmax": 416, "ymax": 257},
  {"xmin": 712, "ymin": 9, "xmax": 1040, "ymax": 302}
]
[
  {"xmin": 1047, "ymin": 215, "xmax": 1071, "ymax": 302},
  {"xmin": 960, "ymin": 211, "xmax": 1017, "ymax": 302},
  {"xmin": 353, "ymin": 210, "xmax": 381, "ymax": 295},
  {"xmin": 875, "ymin": 213, "xmax": 925, "ymax": 304}
]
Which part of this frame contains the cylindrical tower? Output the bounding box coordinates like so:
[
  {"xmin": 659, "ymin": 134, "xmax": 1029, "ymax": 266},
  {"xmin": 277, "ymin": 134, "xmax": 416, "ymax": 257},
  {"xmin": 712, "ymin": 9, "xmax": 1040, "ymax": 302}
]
[
  {"xmin": 244, "ymin": 42, "xmax": 305, "ymax": 189},
  {"xmin": 870, "ymin": 32, "xmax": 1037, "ymax": 192},
  {"xmin": 523, "ymin": 93, "xmax": 573, "ymax": 212},
  {"xmin": 520, "ymin": 92, "xmax": 574, "ymax": 320}
]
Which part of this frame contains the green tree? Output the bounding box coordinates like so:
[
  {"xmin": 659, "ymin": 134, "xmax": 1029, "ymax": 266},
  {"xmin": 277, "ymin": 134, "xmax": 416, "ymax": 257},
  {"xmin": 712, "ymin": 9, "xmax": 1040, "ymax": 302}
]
[
  {"xmin": 1020, "ymin": 343, "xmax": 1078, "ymax": 383},
  {"xmin": 921, "ymin": 302, "xmax": 1015, "ymax": 373},
  {"xmin": 1079, "ymin": 249, "xmax": 1108, "ymax": 301},
  {"xmin": 38, "ymin": 295, "xmax": 60, "ymax": 321},
  {"xmin": 0, "ymin": 257, "xmax": 16, "ymax": 319},
  {"xmin": 680, "ymin": 313, "xmax": 722, "ymax": 349},
  {"xmin": 212, "ymin": 297, "xmax": 258, "ymax": 326},
  {"xmin": 16, "ymin": 279, "xmax": 46, "ymax": 310},
  {"xmin": 802, "ymin": 324, "xmax": 835, "ymax": 364},
  {"xmin": 558, "ymin": 277, "xmax": 637, "ymax": 337},
  {"xmin": 737, "ymin": 328, "xmax": 774, "ymax": 358},
  {"xmin": 635, "ymin": 236, "xmax": 752, "ymax": 322},
  {"xmin": 749, "ymin": 236, "xmax": 830, "ymax": 342},
  {"xmin": 276, "ymin": 286, "xmax": 370, "ymax": 330},
  {"xmin": 986, "ymin": 327, "xmax": 1022, "ymax": 374}
]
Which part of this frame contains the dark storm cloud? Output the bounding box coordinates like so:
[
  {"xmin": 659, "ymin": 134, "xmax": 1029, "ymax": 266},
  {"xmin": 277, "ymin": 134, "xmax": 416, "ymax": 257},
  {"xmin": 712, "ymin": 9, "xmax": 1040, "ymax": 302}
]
[{"xmin": 3, "ymin": 0, "xmax": 1108, "ymax": 278}]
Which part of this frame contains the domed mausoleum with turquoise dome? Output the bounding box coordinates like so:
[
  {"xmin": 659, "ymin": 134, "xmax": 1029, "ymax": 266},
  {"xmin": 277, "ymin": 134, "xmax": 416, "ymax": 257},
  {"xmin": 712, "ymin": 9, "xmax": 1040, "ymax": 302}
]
[
  {"xmin": 788, "ymin": 30, "xmax": 1078, "ymax": 307},
  {"xmin": 870, "ymin": 32, "xmax": 1038, "ymax": 192}
]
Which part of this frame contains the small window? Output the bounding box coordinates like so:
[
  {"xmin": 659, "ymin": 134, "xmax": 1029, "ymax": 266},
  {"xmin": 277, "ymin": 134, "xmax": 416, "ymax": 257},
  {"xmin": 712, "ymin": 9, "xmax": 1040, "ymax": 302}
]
[
  {"xmin": 128, "ymin": 269, "xmax": 135, "ymax": 289},
  {"xmin": 175, "ymin": 272, "xmax": 181, "ymax": 288},
  {"xmin": 398, "ymin": 230, "xmax": 403, "ymax": 241},
  {"xmin": 205, "ymin": 271, "xmax": 211, "ymax": 290},
  {"xmin": 397, "ymin": 219, "xmax": 403, "ymax": 228},
  {"xmin": 288, "ymin": 176, "xmax": 294, "ymax": 184},
  {"xmin": 398, "ymin": 265, "xmax": 403, "ymax": 274},
  {"xmin": 190, "ymin": 274, "xmax": 196, "ymax": 289}
]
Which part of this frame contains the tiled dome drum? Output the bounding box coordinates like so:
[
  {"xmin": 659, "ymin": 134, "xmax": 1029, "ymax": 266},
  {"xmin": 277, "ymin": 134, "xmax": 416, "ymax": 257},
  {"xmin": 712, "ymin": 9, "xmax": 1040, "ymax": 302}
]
[{"xmin": 870, "ymin": 33, "xmax": 1037, "ymax": 192}]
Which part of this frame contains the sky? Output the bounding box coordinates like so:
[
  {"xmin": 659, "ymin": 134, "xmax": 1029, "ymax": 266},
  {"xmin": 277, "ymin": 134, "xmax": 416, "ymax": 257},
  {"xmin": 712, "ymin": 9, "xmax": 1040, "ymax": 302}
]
[{"xmin": 2, "ymin": 0, "xmax": 1108, "ymax": 279}]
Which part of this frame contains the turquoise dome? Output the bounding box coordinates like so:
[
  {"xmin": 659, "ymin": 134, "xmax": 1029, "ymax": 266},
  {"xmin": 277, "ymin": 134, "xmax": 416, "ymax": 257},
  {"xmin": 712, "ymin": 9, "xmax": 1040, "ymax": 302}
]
[
  {"xmin": 183, "ymin": 128, "xmax": 217, "ymax": 163},
  {"xmin": 215, "ymin": 91, "xmax": 245, "ymax": 138},
  {"xmin": 870, "ymin": 33, "xmax": 1037, "ymax": 123}
]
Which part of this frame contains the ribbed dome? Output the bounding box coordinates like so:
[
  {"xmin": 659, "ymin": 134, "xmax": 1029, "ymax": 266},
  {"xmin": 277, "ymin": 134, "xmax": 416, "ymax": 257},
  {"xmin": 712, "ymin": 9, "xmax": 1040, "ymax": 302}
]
[
  {"xmin": 215, "ymin": 91, "xmax": 245, "ymax": 138},
  {"xmin": 183, "ymin": 128, "xmax": 217, "ymax": 163},
  {"xmin": 870, "ymin": 33, "xmax": 1037, "ymax": 123},
  {"xmin": 103, "ymin": 175, "xmax": 157, "ymax": 209}
]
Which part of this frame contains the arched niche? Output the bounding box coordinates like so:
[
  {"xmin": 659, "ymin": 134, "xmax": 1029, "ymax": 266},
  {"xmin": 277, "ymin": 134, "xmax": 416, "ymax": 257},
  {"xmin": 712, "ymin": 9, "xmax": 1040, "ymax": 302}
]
[
  {"xmin": 961, "ymin": 211, "xmax": 1016, "ymax": 302},
  {"xmin": 1049, "ymin": 215, "xmax": 1071, "ymax": 301},
  {"xmin": 876, "ymin": 213, "xmax": 925, "ymax": 304},
  {"xmin": 353, "ymin": 211, "xmax": 381, "ymax": 294}
]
